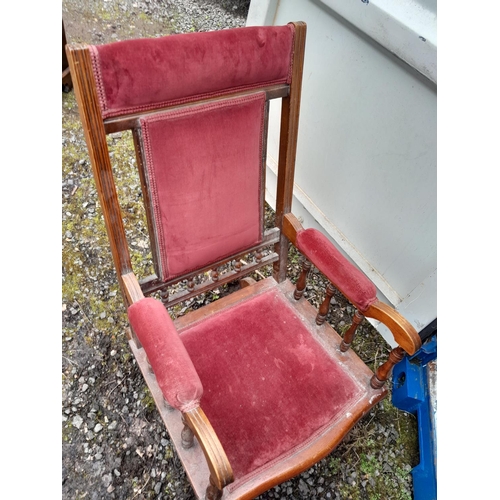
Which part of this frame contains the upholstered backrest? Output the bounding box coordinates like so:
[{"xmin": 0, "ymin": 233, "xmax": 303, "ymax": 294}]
[
  {"xmin": 87, "ymin": 25, "xmax": 296, "ymax": 282},
  {"xmin": 68, "ymin": 21, "xmax": 306, "ymax": 305},
  {"xmin": 89, "ymin": 25, "xmax": 295, "ymax": 119},
  {"xmin": 140, "ymin": 93, "xmax": 266, "ymax": 281}
]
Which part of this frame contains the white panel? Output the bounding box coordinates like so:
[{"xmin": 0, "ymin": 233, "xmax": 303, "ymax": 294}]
[
  {"xmin": 246, "ymin": 0, "xmax": 279, "ymax": 26},
  {"xmin": 252, "ymin": 0, "xmax": 437, "ymax": 338},
  {"xmin": 319, "ymin": 0, "xmax": 437, "ymax": 83}
]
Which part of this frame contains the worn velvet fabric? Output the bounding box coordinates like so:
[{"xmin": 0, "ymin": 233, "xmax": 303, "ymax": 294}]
[
  {"xmin": 89, "ymin": 24, "xmax": 295, "ymax": 118},
  {"xmin": 296, "ymin": 228, "xmax": 377, "ymax": 312},
  {"xmin": 180, "ymin": 288, "xmax": 362, "ymax": 483},
  {"xmin": 140, "ymin": 93, "xmax": 265, "ymax": 280},
  {"xmin": 127, "ymin": 297, "xmax": 203, "ymax": 412}
]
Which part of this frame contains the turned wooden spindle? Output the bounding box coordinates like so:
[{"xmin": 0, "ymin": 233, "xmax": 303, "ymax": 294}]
[
  {"xmin": 316, "ymin": 283, "xmax": 336, "ymax": 325},
  {"xmin": 206, "ymin": 475, "xmax": 223, "ymax": 500},
  {"xmin": 163, "ymin": 395, "xmax": 174, "ymax": 412},
  {"xmin": 255, "ymin": 251, "xmax": 263, "ymax": 263},
  {"xmin": 370, "ymin": 346, "xmax": 405, "ymax": 389},
  {"xmin": 294, "ymin": 259, "xmax": 311, "ymax": 300},
  {"xmin": 211, "ymin": 268, "xmax": 219, "ymax": 282},
  {"xmin": 340, "ymin": 310, "xmax": 364, "ymax": 352},
  {"xmin": 181, "ymin": 416, "xmax": 195, "ymax": 449},
  {"xmin": 159, "ymin": 287, "xmax": 169, "ymax": 305}
]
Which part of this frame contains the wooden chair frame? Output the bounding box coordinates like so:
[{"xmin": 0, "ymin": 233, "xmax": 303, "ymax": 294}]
[
  {"xmin": 66, "ymin": 22, "xmax": 421, "ymax": 500},
  {"xmin": 62, "ymin": 20, "xmax": 73, "ymax": 93}
]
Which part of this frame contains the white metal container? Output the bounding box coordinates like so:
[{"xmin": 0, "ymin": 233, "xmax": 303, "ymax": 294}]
[{"xmin": 248, "ymin": 0, "xmax": 437, "ymax": 346}]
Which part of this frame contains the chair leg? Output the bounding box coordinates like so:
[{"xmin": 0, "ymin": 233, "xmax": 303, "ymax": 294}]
[
  {"xmin": 206, "ymin": 476, "xmax": 223, "ymax": 500},
  {"xmin": 371, "ymin": 346, "xmax": 405, "ymax": 389},
  {"xmin": 62, "ymin": 20, "xmax": 73, "ymax": 92}
]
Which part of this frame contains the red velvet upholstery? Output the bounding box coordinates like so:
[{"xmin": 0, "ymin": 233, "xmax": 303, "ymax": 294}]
[
  {"xmin": 180, "ymin": 287, "xmax": 363, "ymax": 485},
  {"xmin": 128, "ymin": 297, "xmax": 203, "ymax": 412},
  {"xmin": 141, "ymin": 93, "xmax": 265, "ymax": 280},
  {"xmin": 89, "ymin": 24, "xmax": 295, "ymax": 119},
  {"xmin": 296, "ymin": 228, "xmax": 377, "ymax": 312}
]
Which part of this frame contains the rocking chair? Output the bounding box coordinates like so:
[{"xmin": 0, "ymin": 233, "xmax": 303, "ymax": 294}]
[{"xmin": 66, "ymin": 22, "xmax": 421, "ymax": 500}]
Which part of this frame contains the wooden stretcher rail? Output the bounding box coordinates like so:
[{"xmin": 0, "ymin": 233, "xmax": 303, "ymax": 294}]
[
  {"xmin": 103, "ymin": 84, "xmax": 290, "ymax": 134},
  {"xmin": 139, "ymin": 228, "xmax": 280, "ymax": 295},
  {"xmin": 155, "ymin": 253, "xmax": 279, "ymax": 309}
]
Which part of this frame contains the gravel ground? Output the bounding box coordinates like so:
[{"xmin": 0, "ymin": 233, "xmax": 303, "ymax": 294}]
[{"xmin": 62, "ymin": 1, "xmax": 419, "ymax": 499}]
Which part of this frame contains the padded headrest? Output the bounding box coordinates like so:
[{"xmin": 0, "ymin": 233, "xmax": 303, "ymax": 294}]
[{"xmin": 89, "ymin": 24, "xmax": 295, "ymax": 119}]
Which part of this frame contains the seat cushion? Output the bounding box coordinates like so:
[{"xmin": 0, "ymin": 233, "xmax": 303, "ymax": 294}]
[{"xmin": 179, "ymin": 286, "xmax": 364, "ymax": 484}]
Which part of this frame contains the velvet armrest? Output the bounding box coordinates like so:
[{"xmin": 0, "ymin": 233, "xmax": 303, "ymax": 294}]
[
  {"xmin": 127, "ymin": 292, "xmax": 204, "ymax": 412},
  {"xmin": 283, "ymin": 214, "xmax": 421, "ymax": 355},
  {"xmin": 123, "ymin": 272, "xmax": 234, "ymax": 490}
]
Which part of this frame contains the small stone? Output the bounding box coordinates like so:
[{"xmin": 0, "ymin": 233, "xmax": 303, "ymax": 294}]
[
  {"xmin": 94, "ymin": 423, "xmax": 103, "ymax": 433},
  {"xmin": 155, "ymin": 482, "xmax": 162, "ymax": 494},
  {"xmin": 298, "ymin": 479, "xmax": 309, "ymax": 495},
  {"xmin": 102, "ymin": 474, "xmax": 112, "ymax": 487},
  {"xmin": 72, "ymin": 415, "xmax": 83, "ymax": 429},
  {"xmin": 81, "ymin": 384, "xmax": 89, "ymax": 392},
  {"xmin": 108, "ymin": 421, "xmax": 118, "ymax": 431}
]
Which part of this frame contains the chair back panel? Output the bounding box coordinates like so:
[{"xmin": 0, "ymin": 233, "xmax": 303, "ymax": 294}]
[
  {"xmin": 89, "ymin": 25, "xmax": 295, "ymax": 119},
  {"xmin": 140, "ymin": 92, "xmax": 266, "ymax": 281}
]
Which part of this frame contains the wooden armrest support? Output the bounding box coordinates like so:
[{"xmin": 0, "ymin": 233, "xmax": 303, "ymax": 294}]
[
  {"xmin": 364, "ymin": 300, "xmax": 421, "ymax": 355},
  {"xmin": 283, "ymin": 212, "xmax": 303, "ymax": 245},
  {"xmin": 183, "ymin": 407, "xmax": 234, "ymax": 491},
  {"xmin": 283, "ymin": 213, "xmax": 421, "ymax": 355},
  {"xmin": 122, "ymin": 272, "xmax": 145, "ymax": 304}
]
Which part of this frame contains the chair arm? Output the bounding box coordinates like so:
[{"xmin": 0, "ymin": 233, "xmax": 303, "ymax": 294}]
[
  {"xmin": 122, "ymin": 271, "xmax": 145, "ymax": 304},
  {"xmin": 127, "ymin": 295, "xmax": 204, "ymax": 412},
  {"xmin": 363, "ymin": 300, "xmax": 421, "ymax": 355},
  {"xmin": 283, "ymin": 213, "xmax": 421, "ymax": 355},
  {"xmin": 183, "ymin": 407, "xmax": 234, "ymax": 490},
  {"xmin": 124, "ymin": 274, "xmax": 234, "ymax": 490}
]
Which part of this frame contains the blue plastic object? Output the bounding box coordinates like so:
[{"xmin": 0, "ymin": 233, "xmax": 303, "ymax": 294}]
[{"xmin": 392, "ymin": 334, "xmax": 437, "ymax": 500}]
